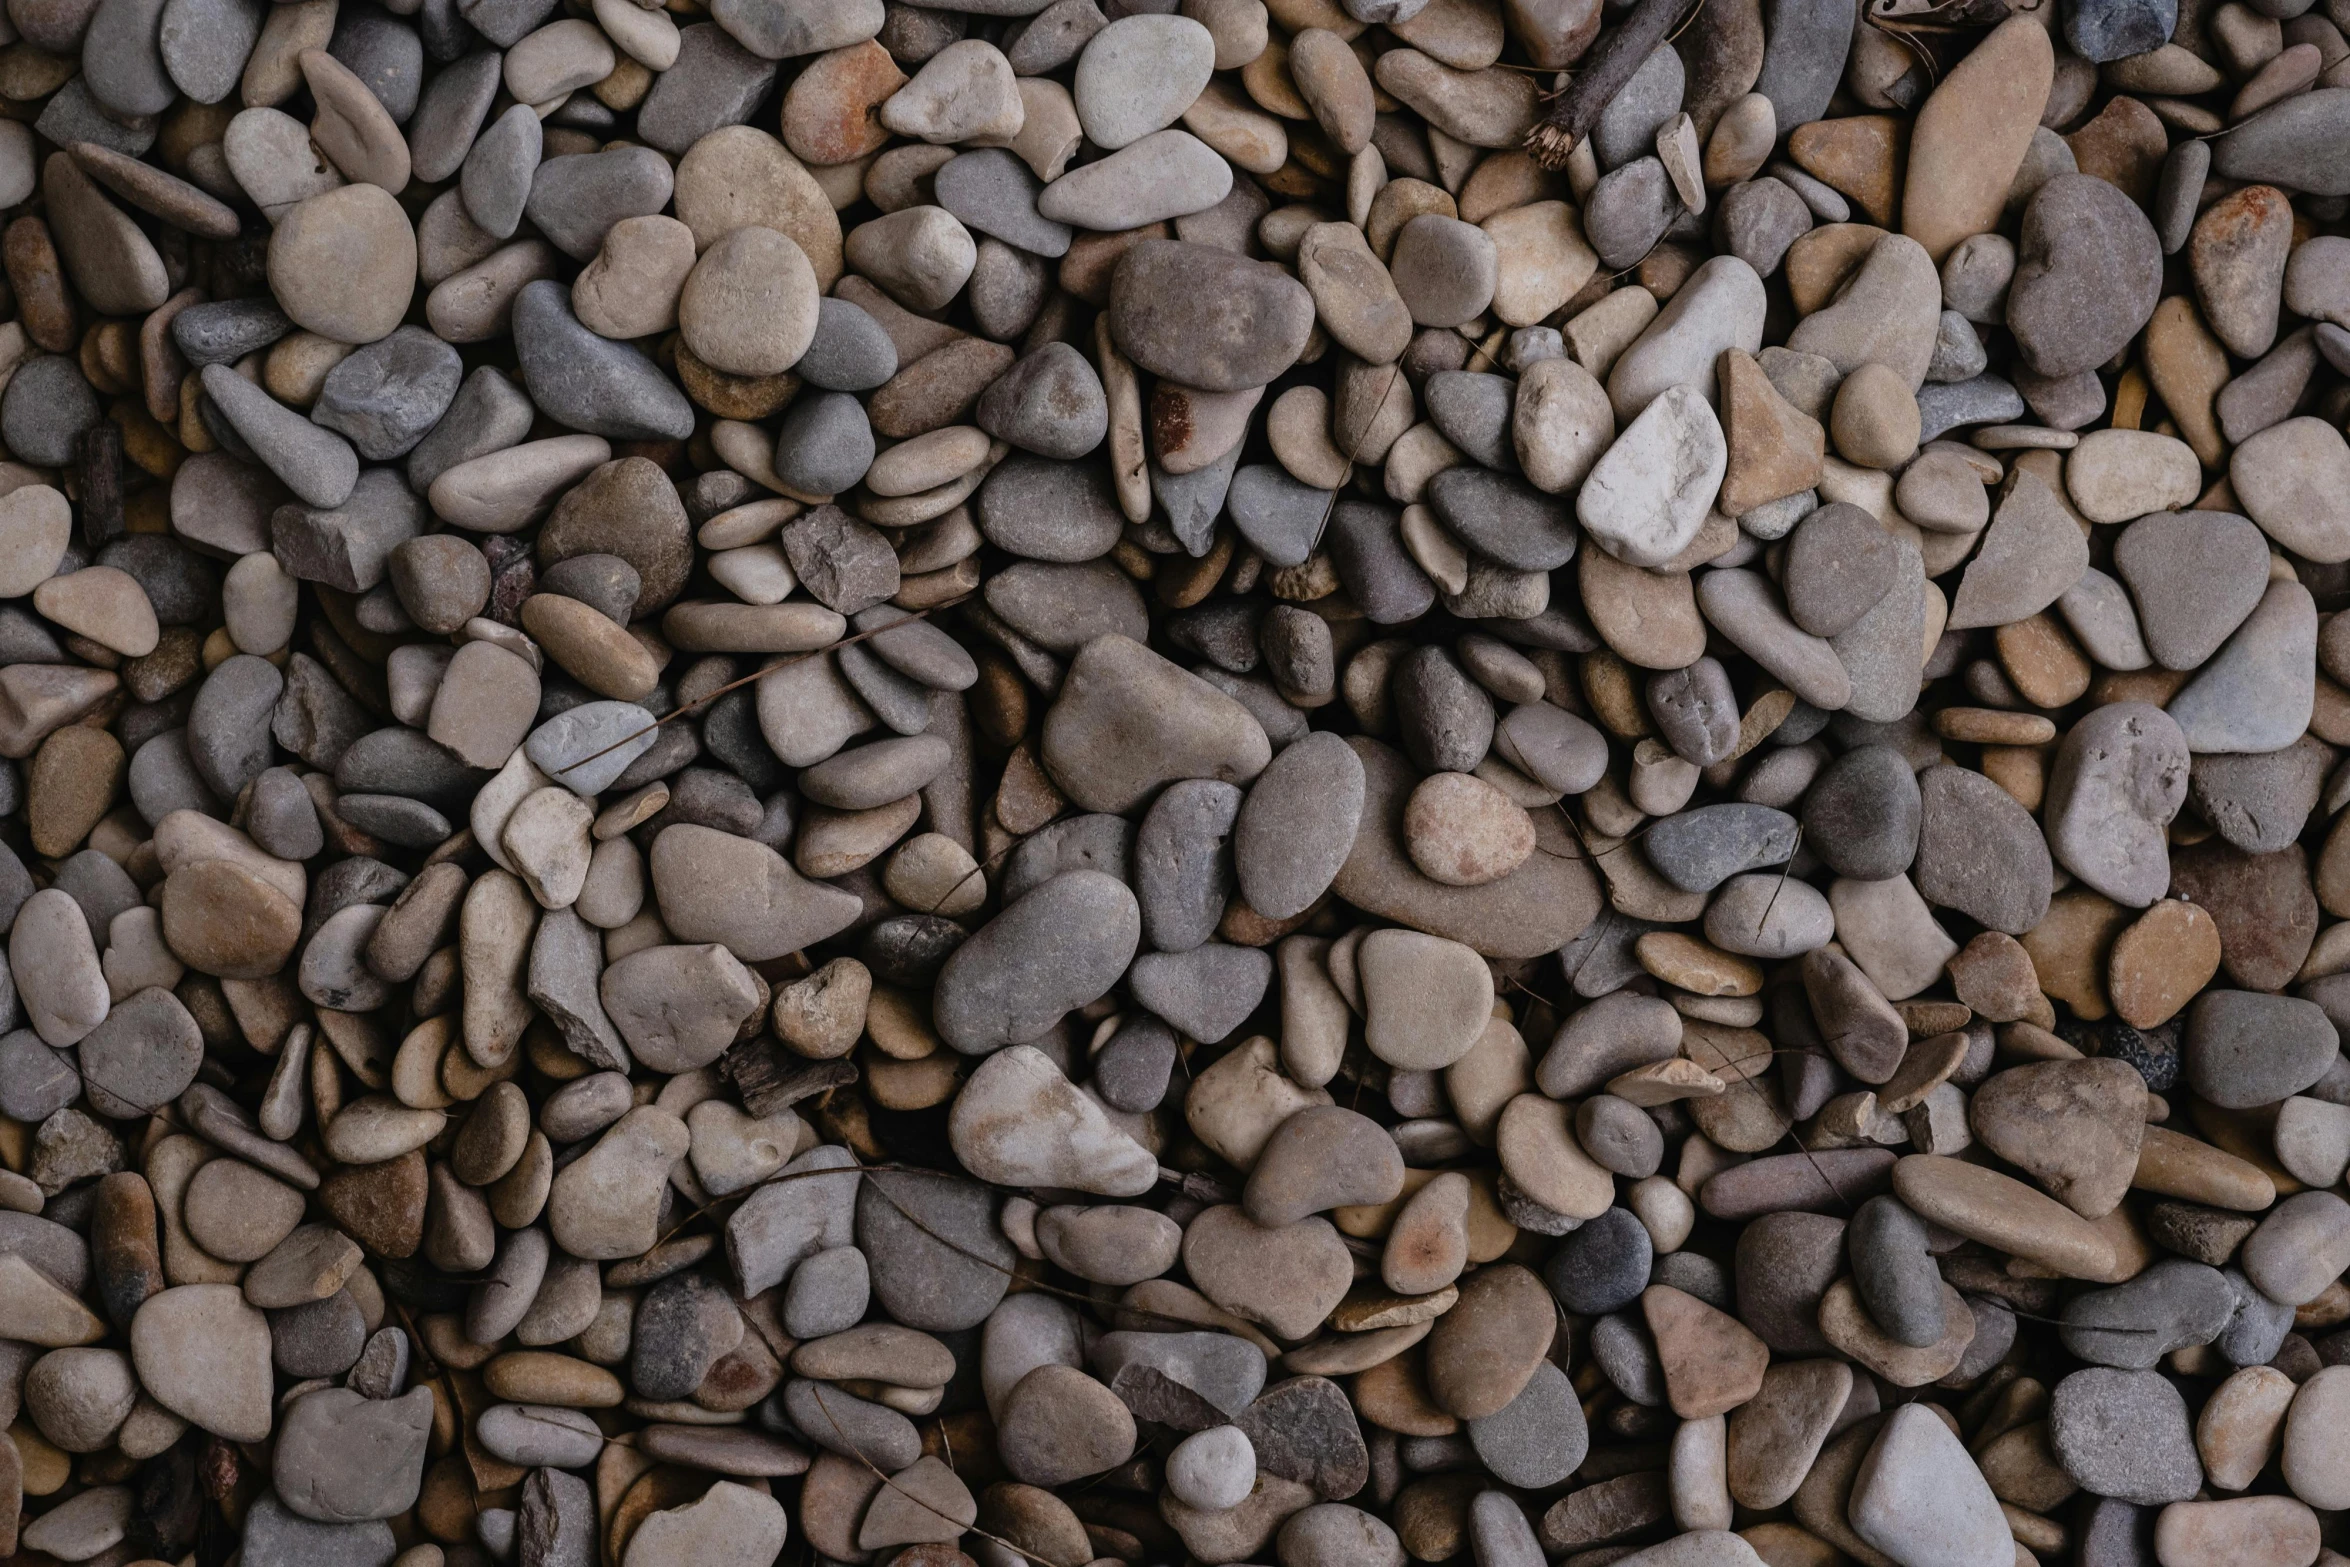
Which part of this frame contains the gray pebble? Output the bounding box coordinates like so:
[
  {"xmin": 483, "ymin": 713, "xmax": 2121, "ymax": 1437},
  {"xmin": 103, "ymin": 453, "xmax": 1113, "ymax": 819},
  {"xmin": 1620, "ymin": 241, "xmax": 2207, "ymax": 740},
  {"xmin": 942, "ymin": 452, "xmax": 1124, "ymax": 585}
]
[
  {"xmin": 512, "ymin": 280, "xmax": 696, "ymax": 441},
  {"xmin": 796, "ymin": 297, "xmax": 897, "ymax": 392},
  {"xmin": 407, "ymin": 48, "xmax": 502, "ymax": 184},
  {"xmin": 311, "ymin": 327, "xmax": 463, "ymax": 461},
  {"xmin": 1642, "ymin": 803, "xmax": 1798, "ymax": 894},
  {"xmin": 461, "ymin": 102, "xmax": 543, "ymax": 241},
  {"xmin": 977, "ymin": 342, "xmax": 1107, "ymax": 460},
  {"xmin": 635, "ymin": 23, "xmax": 779, "ymax": 155},
  {"xmin": 1134, "ymin": 777, "xmax": 1240, "ymax": 953},
  {"xmin": 1, "ymin": 356, "xmax": 102, "ymax": 468},
  {"xmin": 1849, "ymin": 1195, "xmax": 1946, "ymax": 1349},
  {"xmin": 2046, "ymin": 1367, "xmax": 2202, "ymax": 1504}
]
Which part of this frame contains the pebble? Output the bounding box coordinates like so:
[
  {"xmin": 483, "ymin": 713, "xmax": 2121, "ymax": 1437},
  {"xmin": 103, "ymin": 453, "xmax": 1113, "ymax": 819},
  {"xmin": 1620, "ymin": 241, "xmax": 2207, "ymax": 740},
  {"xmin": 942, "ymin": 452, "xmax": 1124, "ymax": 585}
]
[
  {"xmin": 2048, "ymin": 1367, "xmax": 2204, "ymax": 1504},
  {"xmin": 2045, "ymin": 701, "xmax": 2190, "ymax": 907},
  {"xmin": 2009, "ymin": 175, "xmax": 2164, "ymax": 379}
]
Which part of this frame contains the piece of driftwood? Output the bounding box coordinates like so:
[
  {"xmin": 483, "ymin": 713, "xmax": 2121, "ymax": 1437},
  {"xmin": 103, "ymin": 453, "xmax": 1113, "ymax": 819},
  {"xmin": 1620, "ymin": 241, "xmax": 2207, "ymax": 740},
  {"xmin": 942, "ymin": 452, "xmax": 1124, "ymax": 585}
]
[
  {"xmin": 723, "ymin": 1035, "xmax": 859, "ymax": 1117},
  {"xmin": 1524, "ymin": 0, "xmax": 1703, "ymax": 169},
  {"xmin": 78, "ymin": 421, "xmax": 124, "ymax": 547}
]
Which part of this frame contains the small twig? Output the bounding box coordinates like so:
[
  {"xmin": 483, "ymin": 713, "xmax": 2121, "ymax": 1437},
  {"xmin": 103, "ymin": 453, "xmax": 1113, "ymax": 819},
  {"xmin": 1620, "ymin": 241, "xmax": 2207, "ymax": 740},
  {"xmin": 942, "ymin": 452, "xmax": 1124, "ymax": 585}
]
[
  {"xmin": 1523, "ymin": 0, "xmax": 1702, "ymax": 169},
  {"xmin": 1757, "ymin": 821, "xmax": 1803, "ymax": 932}
]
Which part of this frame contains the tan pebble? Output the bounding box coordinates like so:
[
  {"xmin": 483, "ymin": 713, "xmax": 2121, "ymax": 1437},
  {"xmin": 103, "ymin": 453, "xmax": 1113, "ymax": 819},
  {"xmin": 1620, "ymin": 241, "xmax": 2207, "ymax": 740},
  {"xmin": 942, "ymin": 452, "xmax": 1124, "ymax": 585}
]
[
  {"xmin": 2107, "ymin": 899, "xmax": 2222, "ymax": 1029},
  {"xmin": 1891, "ymin": 1153, "xmax": 2118, "ymax": 1278},
  {"xmin": 1403, "ymin": 770, "xmax": 1534, "ymax": 886},
  {"xmin": 2133, "ymin": 1123, "xmax": 2276, "ymax": 1211},
  {"xmin": 1636, "ymin": 932, "xmax": 1765, "ymax": 997},
  {"xmin": 2197, "ymin": 1364, "xmax": 2296, "ymax": 1491},
  {"xmin": 1935, "ymin": 707, "xmax": 2056, "ymax": 745},
  {"xmin": 1817, "ymin": 1275, "xmax": 1978, "ymax": 1386},
  {"xmin": 1829, "ymin": 362, "xmax": 1920, "ymax": 469},
  {"xmin": 2152, "ymin": 1497, "xmax": 2320, "ymax": 1567},
  {"xmin": 1787, "ymin": 116, "xmax": 1902, "ymax": 226},
  {"xmin": 1644, "ymin": 1282, "xmax": 1769, "ymax": 1418}
]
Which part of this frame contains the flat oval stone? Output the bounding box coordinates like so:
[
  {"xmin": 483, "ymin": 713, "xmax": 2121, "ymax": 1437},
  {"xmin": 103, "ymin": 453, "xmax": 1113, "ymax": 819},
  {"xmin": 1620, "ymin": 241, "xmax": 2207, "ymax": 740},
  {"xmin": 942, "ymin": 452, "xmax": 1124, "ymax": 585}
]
[
  {"xmin": 2184, "ymin": 990, "xmax": 2340, "ymax": 1109},
  {"xmin": 1040, "ymin": 635, "xmax": 1270, "ymax": 814},
  {"xmin": 1234, "ymin": 731, "xmax": 1365, "ymax": 919},
  {"xmin": 933, "ymin": 869, "xmax": 1140, "ymax": 1053},
  {"xmin": 1108, "ymin": 240, "xmax": 1315, "ymax": 392}
]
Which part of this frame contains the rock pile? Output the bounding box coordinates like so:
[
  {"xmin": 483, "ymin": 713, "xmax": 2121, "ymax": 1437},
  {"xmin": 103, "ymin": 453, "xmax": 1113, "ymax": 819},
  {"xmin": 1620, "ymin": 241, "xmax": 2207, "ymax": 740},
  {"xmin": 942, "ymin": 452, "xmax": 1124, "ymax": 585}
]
[{"xmin": 0, "ymin": 0, "xmax": 2346, "ymax": 1565}]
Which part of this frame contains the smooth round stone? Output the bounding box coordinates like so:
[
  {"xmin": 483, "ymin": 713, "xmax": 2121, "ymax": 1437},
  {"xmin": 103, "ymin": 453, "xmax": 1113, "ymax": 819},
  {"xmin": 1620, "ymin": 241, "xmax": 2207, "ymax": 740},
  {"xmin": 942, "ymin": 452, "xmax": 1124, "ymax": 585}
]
[
  {"xmin": 1108, "ymin": 240, "xmax": 1315, "ymax": 392},
  {"xmin": 513, "ymin": 281, "xmax": 696, "ymax": 441},
  {"xmin": 1546, "ymin": 1206, "xmax": 1655, "ymax": 1315},
  {"xmin": 2240, "ymin": 1191, "xmax": 2350, "ymax": 1306},
  {"xmin": 2231, "ymin": 415, "xmax": 2350, "ymax": 565},
  {"xmin": 1040, "ymin": 634, "xmax": 1270, "ymax": 814},
  {"xmin": 880, "ymin": 37, "xmax": 1022, "ymax": 144},
  {"xmin": 525, "ymin": 145, "xmax": 677, "ymax": 262},
  {"xmin": 1167, "ymin": 1425, "xmax": 1256, "ymax": 1511},
  {"xmin": 1426, "ymin": 1263, "xmax": 1555, "ymax": 1419},
  {"xmin": 2279, "ymin": 1365, "xmax": 2350, "ymax": 1509},
  {"xmin": 1801, "ymin": 744, "xmax": 1920, "ymax": 880},
  {"xmin": 1783, "ymin": 502, "xmax": 1897, "ymax": 637},
  {"xmin": 1073, "ymin": 13, "xmax": 1214, "ymax": 151},
  {"xmin": 1360, "ymin": 927, "xmax": 1494, "ymax": 1070},
  {"xmin": 2008, "ymin": 175, "xmax": 2164, "ymax": 379},
  {"xmin": 1405, "ymin": 770, "xmax": 1533, "ymax": 886},
  {"xmin": 75, "ymin": 985, "xmax": 200, "ymax": 1116},
  {"xmin": 1849, "ymin": 1404, "xmax": 2014, "ymax": 1567},
  {"xmin": 1033, "ymin": 1204, "xmax": 1181, "ymax": 1285},
  {"xmin": 131, "ymin": 1284, "xmax": 274, "ymax": 1441},
  {"xmin": 1643, "ymin": 805, "xmax": 1798, "ymax": 894},
  {"xmin": 2184, "ymin": 990, "xmax": 2339, "ymax": 1109},
  {"xmin": 571, "ymin": 215, "xmax": 696, "ymax": 339},
  {"xmin": 1578, "ymin": 386, "xmax": 1728, "ymax": 569},
  {"xmin": 977, "ymin": 341, "xmax": 1107, "ymax": 459},
  {"xmin": 25, "ymin": 1345, "xmax": 136, "ymax": 1452},
  {"xmin": 933, "ymin": 870, "xmax": 1139, "ymax": 1053},
  {"xmin": 1846, "ymin": 1195, "xmax": 1946, "ymax": 1349},
  {"xmin": 477, "ymin": 1403, "xmax": 604, "ymax": 1469},
  {"xmin": 1704, "ymin": 874, "xmax": 1834, "ymax": 959},
  {"xmin": 1, "ymin": 356, "xmax": 102, "ymax": 468},
  {"xmin": 1390, "ymin": 214, "xmax": 1497, "ymax": 328},
  {"xmin": 267, "ymin": 185, "xmax": 417, "ymax": 346},
  {"xmin": 2112, "ymin": 509, "xmax": 2269, "ymax": 672},
  {"xmin": 933, "ymin": 147, "xmax": 1071, "ymax": 260},
  {"xmin": 772, "ymin": 393, "xmax": 876, "ymax": 497},
  {"xmin": 1914, "ymin": 763, "xmax": 2052, "ymax": 935},
  {"xmin": 796, "ymin": 297, "xmax": 897, "ymax": 392},
  {"xmin": 2065, "ymin": 428, "xmax": 2200, "ymax": 525},
  {"xmin": 2059, "ymin": 1256, "xmax": 2236, "ymax": 1369},
  {"xmin": 996, "ymin": 1364, "xmax": 1137, "ymax": 1487},
  {"xmin": 2042, "ymin": 701, "xmax": 2188, "ymax": 908},
  {"xmin": 845, "ymin": 205, "xmax": 977, "ymax": 314},
  {"xmin": 1233, "ymin": 730, "xmax": 1364, "ymax": 918},
  {"xmin": 13, "ymin": 888, "xmax": 109, "ymax": 1047},
  {"xmin": 2047, "ymin": 1366, "xmax": 2203, "ymax": 1504},
  {"xmin": 975, "ymin": 453, "xmax": 1124, "ymax": 562}
]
